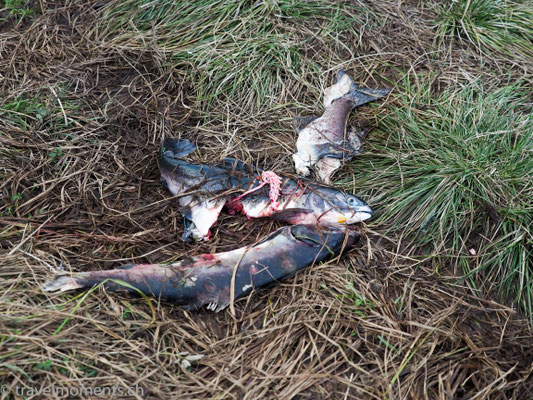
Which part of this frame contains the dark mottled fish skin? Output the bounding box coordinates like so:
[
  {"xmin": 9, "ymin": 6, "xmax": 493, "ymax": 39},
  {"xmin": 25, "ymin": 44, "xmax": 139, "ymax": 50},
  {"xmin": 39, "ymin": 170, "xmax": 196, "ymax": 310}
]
[
  {"xmin": 159, "ymin": 138, "xmax": 373, "ymax": 241},
  {"xmin": 43, "ymin": 225, "xmax": 360, "ymax": 311},
  {"xmin": 292, "ymin": 70, "xmax": 390, "ymax": 183},
  {"xmin": 159, "ymin": 138, "xmax": 257, "ymax": 195}
]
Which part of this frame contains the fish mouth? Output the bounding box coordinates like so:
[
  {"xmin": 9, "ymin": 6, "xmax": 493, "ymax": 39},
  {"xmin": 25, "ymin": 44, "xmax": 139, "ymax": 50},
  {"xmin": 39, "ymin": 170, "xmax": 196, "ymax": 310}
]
[
  {"xmin": 317, "ymin": 204, "xmax": 373, "ymax": 225},
  {"xmin": 346, "ymin": 204, "xmax": 373, "ymax": 223}
]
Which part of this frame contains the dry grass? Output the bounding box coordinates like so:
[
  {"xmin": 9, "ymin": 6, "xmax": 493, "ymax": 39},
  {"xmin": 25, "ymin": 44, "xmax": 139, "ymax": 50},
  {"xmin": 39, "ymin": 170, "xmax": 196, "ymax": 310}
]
[{"xmin": 1, "ymin": 1, "xmax": 532, "ymax": 399}]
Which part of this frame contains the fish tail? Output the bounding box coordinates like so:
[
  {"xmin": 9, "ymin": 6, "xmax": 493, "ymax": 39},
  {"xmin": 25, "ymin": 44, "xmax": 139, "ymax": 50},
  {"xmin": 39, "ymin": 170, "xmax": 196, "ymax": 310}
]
[
  {"xmin": 325, "ymin": 70, "xmax": 390, "ymax": 108},
  {"xmin": 161, "ymin": 138, "xmax": 196, "ymax": 159},
  {"xmin": 348, "ymin": 83, "xmax": 390, "ymax": 107},
  {"xmin": 43, "ymin": 274, "xmax": 88, "ymax": 293},
  {"xmin": 339, "ymin": 69, "xmax": 390, "ymax": 107},
  {"xmin": 42, "ymin": 265, "xmax": 139, "ymax": 294},
  {"xmin": 42, "ymin": 264, "xmax": 205, "ymax": 308}
]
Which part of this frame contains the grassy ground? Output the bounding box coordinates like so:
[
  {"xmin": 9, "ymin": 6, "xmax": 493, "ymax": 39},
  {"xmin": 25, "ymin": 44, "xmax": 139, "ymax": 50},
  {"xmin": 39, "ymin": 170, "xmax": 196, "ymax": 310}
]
[{"xmin": 1, "ymin": 0, "xmax": 532, "ymax": 399}]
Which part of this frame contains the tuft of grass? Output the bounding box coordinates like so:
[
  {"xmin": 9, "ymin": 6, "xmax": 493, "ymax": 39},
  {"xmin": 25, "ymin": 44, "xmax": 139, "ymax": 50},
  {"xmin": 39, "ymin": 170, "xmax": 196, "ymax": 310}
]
[
  {"xmin": 1, "ymin": 0, "xmax": 34, "ymax": 22},
  {"xmin": 434, "ymin": 0, "xmax": 533, "ymax": 60},
  {"xmin": 95, "ymin": 0, "xmax": 370, "ymax": 112},
  {"xmin": 1, "ymin": 95, "xmax": 48, "ymax": 129},
  {"xmin": 1, "ymin": 91, "xmax": 80, "ymax": 131},
  {"xmin": 343, "ymin": 79, "xmax": 532, "ymax": 319}
]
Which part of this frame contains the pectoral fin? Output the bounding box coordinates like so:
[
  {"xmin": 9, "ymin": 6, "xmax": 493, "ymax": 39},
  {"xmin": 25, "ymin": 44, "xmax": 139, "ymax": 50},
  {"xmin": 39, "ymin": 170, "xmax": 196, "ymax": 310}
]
[
  {"xmin": 313, "ymin": 142, "xmax": 346, "ymax": 160},
  {"xmin": 181, "ymin": 198, "xmax": 226, "ymax": 242}
]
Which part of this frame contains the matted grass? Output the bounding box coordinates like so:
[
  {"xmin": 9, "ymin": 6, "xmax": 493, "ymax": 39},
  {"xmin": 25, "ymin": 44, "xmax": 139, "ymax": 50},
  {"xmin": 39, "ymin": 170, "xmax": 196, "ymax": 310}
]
[
  {"xmin": 95, "ymin": 0, "xmax": 373, "ymax": 113},
  {"xmin": 1, "ymin": 0, "xmax": 532, "ymax": 398}
]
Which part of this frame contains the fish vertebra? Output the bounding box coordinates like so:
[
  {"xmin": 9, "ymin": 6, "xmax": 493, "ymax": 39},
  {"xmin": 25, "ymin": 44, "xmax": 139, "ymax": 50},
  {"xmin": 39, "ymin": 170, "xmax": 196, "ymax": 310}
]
[
  {"xmin": 159, "ymin": 138, "xmax": 373, "ymax": 241},
  {"xmin": 292, "ymin": 70, "xmax": 390, "ymax": 183},
  {"xmin": 43, "ymin": 225, "xmax": 360, "ymax": 311}
]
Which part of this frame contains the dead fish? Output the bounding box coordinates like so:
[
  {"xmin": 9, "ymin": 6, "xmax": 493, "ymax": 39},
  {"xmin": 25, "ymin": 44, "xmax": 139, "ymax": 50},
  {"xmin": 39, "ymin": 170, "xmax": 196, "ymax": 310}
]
[
  {"xmin": 43, "ymin": 225, "xmax": 359, "ymax": 311},
  {"xmin": 292, "ymin": 70, "xmax": 390, "ymax": 183},
  {"xmin": 159, "ymin": 138, "xmax": 373, "ymax": 241}
]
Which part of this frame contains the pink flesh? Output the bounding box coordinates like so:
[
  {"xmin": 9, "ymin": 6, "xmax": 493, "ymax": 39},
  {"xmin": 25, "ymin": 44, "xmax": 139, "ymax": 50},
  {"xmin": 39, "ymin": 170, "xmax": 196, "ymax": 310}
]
[
  {"xmin": 232, "ymin": 171, "xmax": 282, "ymax": 211},
  {"xmin": 190, "ymin": 255, "xmax": 218, "ymax": 268}
]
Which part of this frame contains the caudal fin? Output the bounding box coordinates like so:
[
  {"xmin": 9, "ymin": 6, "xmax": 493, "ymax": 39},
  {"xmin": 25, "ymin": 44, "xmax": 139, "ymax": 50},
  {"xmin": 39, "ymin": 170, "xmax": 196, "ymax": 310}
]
[
  {"xmin": 43, "ymin": 275, "xmax": 86, "ymax": 293},
  {"xmin": 161, "ymin": 138, "xmax": 196, "ymax": 159},
  {"xmin": 324, "ymin": 70, "xmax": 390, "ymax": 107}
]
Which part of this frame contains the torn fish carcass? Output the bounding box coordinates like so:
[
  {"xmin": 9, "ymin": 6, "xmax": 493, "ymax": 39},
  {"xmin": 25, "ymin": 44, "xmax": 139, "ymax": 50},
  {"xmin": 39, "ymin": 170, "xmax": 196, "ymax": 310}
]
[
  {"xmin": 159, "ymin": 138, "xmax": 373, "ymax": 241},
  {"xmin": 292, "ymin": 70, "xmax": 390, "ymax": 183}
]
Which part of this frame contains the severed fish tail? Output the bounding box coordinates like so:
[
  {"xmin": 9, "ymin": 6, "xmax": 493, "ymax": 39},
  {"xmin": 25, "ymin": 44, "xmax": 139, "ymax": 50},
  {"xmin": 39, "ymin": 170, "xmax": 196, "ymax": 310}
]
[
  {"xmin": 325, "ymin": 69, "xmax": 390, "ymax": 108},
  {"xmin": 43, "ymin": 275, "xmax": 86, "ymax": 292},
  {"xmin": 161, "ymin": 138, "xmax": 196, "ymax": 160}
]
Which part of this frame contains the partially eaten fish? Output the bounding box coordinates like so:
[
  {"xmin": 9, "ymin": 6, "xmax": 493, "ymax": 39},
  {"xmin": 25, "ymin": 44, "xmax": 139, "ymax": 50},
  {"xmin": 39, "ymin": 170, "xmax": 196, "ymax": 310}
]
[
  {"xmin": 43, "ymin": 225, "xmax": 359, "ymax": 311},
  {"xmin": 159, "ymin": 138, "xmax": 373, "ymax": 241},
  {"xmin": 292, "ymin": 70, "xmax": 390, "ymax": 183}
]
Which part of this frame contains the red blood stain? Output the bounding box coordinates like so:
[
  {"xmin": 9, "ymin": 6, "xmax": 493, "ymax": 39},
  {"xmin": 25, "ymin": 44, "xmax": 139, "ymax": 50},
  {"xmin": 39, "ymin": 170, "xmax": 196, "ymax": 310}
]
[{"xmin": 226, "ymin": 198, "xmax": 247, "ymax": 216}]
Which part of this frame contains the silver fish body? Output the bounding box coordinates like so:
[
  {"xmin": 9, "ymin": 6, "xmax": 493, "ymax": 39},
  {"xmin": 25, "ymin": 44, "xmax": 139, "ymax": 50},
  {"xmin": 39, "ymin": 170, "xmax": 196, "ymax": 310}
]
[
  {"xmin": 159, "ymin": 138, "xmax": 373, "ymax": 241},
  {"xmin": 43, "ymin": 225, "xmax": 360, "ymax": 311},
  {"xmin": 292, "ymin": 70, "xmax": 390, "ymax": 183}
]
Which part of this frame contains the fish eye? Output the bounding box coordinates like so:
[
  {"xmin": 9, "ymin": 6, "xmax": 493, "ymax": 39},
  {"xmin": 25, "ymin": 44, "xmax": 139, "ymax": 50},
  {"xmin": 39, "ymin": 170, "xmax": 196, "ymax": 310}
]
[{"xmin": 348, "ymin": 197, "xmax": 357, "ymax": 207}]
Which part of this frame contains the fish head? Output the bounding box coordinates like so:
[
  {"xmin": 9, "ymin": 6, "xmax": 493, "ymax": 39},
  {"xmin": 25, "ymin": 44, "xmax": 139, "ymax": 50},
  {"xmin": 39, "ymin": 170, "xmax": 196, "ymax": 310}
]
[
  {"xmin": 161, "ymin": 138, "xmax": 196, "ymax": 159},
  {"xmin": 159, "ymin": 139, "xmax": 190, "ymax": 194},
  {"xmin": 343, "ymin": 194, "xmax": 373, "ymax": 222},
  {"xmin": 307, "ymin": 186, "xmax": 373, "ymax": 224}
]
